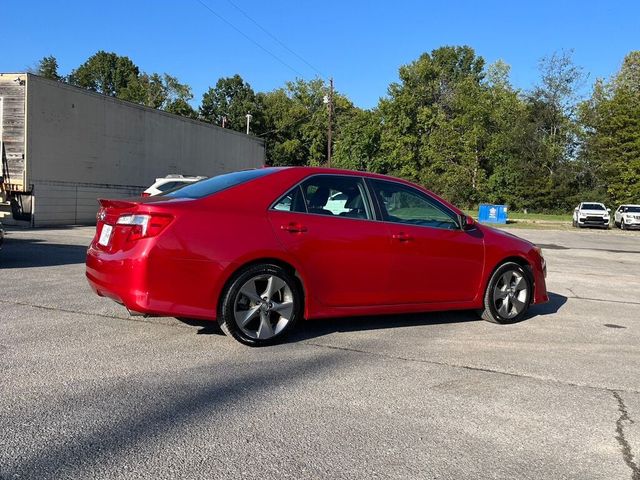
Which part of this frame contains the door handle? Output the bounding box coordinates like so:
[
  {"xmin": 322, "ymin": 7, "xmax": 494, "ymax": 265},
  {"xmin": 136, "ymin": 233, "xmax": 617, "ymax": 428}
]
[
  {"xmin": 281, "ymin": 223, "xmax": 308, "ymax": 233},
  {"xmin": 392, "ymin": 232, "xmax": 412, "ymax": 242}
]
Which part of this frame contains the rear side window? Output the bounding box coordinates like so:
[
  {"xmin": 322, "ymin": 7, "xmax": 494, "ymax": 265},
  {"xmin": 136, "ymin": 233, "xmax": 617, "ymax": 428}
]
[
  {"xmin": 271, "ymin": 175, "xmax": 373, "ymax": 220},
  {"xmin": 166, "ymin": 169, "xmax": 273, "ymax": 199},
  {"xmin": 301, "ymin": 175, "xmax": 372, "ymax": 219}
]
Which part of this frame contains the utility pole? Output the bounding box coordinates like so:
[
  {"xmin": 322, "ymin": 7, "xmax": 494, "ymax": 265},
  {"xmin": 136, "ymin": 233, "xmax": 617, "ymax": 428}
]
[
  {"xmin": 327, "ymin": 78, "xmax": 333, "ymax": 167},
  {"xmin": 245, "ymin": 113, "xmax": 252, "ymax": 135},
  {"xmin": 221, "ymin": 116, "xmax": 227, "ymax": 128}
]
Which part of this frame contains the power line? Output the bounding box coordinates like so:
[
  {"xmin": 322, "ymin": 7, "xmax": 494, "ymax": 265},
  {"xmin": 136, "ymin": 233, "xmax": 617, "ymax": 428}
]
[
  {"xmin": 223, "ymin": 0, "xmax": 326, "ymax": 79},
  {"xmin": 195, "ymin": 0, "xmax": 305, "ymax": 78}
]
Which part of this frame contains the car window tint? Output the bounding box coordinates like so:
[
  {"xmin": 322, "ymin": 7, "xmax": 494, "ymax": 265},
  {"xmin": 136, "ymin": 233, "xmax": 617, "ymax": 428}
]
[
  {"xmin": 299, "ymin": 175, "xmax": 372, "ymax": 220},
  {"xmin": 273, "ymin": 186, "xmax": 306, "ymax": 212},
  {"xmin": 166, "ymin": 169, "xmax": 274, "ymax": 199},
  {"xmin": 371, "ymin": 179, "xmax": 458, "ymax": 230},
  {"xmin": 582, "ymin": 203, "xmax": 605, "ymax": 210},
  {"xmin": 157, "ymin": 181, "xmax": 179, "ymax": 192}
]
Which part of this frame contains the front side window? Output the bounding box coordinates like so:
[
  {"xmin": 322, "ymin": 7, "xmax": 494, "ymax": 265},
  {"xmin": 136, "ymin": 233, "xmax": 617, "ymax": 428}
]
[{"xmin": 370, "ymin": 179, "xmax": 458, "ymax": 230}]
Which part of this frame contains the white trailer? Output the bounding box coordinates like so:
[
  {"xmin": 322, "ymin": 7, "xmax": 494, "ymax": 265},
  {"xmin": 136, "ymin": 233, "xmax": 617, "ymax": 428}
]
[{"xmin": 0, "ymin": 73, "xmax": 265, "ymax": 226}]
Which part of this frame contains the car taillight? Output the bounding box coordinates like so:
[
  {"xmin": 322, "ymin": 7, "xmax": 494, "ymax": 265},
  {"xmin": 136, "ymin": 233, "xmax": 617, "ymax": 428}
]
[{"xmin": 116, "ymin": 214, "xmax": 173, "ymax": 241}]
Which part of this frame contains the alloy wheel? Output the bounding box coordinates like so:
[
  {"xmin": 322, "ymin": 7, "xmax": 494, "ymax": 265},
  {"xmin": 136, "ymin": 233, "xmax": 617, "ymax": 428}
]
[
  {"xmin": 233, "ymin": 274, "xmax": 294, "ymax": 341},
  {"xmin": 492, "ymin": 270, "xmax": 529, "ymax": 319}
]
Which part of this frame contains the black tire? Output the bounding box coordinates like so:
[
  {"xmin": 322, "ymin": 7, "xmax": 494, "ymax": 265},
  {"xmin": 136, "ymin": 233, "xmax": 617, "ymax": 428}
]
[
  {"xmin": 621, "ymin": 221, "xmax": 626, "ymax": 230},
  {"xmin": 218, "ymin": 263, "xmax": 303, "ymax": 346},
  {"xmin": 572, "ymin": 219, "xmax": 577, "ymax": 227},
  {"xmin": 478, "ymin": 262, "xmax": 532, "ymax": 324}
]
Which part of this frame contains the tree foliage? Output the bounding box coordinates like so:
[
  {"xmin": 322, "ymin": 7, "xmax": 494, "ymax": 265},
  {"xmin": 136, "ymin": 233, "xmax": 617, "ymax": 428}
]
[
  {"xmin": 579, "ymin": 51, "xmax": 640, "ymax": 204},
  {"xmin": 200, "ymin": 75, "xmax": 259, "ymax": 131},
  {"xmin": 34, "ymin": 55, "xmax": 62, "ymax": 81}
]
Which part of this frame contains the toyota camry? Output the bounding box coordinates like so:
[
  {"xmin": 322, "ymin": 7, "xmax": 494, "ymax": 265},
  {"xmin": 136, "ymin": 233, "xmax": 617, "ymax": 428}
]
[{"xmin": 86, "ymin": 167, "xmax": 548, "ymax": 346}]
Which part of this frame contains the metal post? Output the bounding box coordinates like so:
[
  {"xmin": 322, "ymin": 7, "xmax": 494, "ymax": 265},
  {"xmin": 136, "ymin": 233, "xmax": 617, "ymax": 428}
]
[{"xmin": 246, "ymin": 113, "xmax": 252, "ymax": 135}]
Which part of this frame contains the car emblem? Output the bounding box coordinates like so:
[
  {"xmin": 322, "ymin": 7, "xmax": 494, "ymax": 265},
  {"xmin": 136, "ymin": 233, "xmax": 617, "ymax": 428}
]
[{"xmin": 98, "ymin": 211, "xmax": 106, "ymax": 221}]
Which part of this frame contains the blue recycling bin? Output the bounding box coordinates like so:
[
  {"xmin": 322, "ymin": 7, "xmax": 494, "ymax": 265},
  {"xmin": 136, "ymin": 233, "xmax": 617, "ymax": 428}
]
[{"xmin": 478, "ymin": 204, "xmax": 508, "ymax": 224}]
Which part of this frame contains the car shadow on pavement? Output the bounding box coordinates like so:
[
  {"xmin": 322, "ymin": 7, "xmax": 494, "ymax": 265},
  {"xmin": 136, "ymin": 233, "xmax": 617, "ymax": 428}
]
[
  {"xmin": 0, "ymin": 237, "xmax": 88, "ymax": 268},
  {"xmin": 289, "ymin": 291, "xmax": 568, "ymax": 343},
  {"xmin": 176, "ymin": 317, "xmax": 225, "ymax": 335},
  {"xmin": 175, "ymin": 292, "xmax": 568, "ymax": 341}
]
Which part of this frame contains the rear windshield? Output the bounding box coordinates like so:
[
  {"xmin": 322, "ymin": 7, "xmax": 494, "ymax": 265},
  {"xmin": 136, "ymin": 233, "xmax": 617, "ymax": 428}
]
[
  {"xmin": 582, "ymin": 203, "xmax": 605, "ymax": 210},
  {"xmin": 165, "ymin": 169, "xmax": 273, "ymax": 199}
]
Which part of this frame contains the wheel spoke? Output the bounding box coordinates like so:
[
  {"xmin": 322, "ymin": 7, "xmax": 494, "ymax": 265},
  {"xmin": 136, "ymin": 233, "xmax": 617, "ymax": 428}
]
[
  {"xmin": 500, "ymin": 272, "xmax": 513, "ymax": 289},
  {"xmin": 257, "ymin": 312, "xmax": 274, "ymax": 339},
  {"xmin": 271, "ymin": 301, "xmax": 293, "ymax": 319},
  {"xmin": 498, "ymin": 297, "xmax": 510, "ymax": 317},
  {"xmin": 511, "ymin": 296, "xmax": 525, "ymax": 313},
  {"xmin": 494, "ymin": 287, "xmax": 508, "ymax": 301},
  {"xmin": 263, "ymin": 275, "xmax": 286, "ymax": 300},
  {"xmin": 235, "ymin": 305, "xmax": 260, "ymax": 327},
  {"xmin": 239, "ymin": 280, "xmax": 262, "ymax": 304},
  {"xmin": 513, "ymin": 274, "xmax": 524, "ymax": 291}
]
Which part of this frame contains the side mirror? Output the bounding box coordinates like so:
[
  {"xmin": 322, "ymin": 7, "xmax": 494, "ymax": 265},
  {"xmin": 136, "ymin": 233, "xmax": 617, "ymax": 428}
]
[
  {"xmin": 459, "ymin": 214, "xmax": 476, "ymax": 231},
  {"xmin": 574, "ymin": 207, "xmax": 579, "ymax": 211},
  {"xmin": 607, "ymin": 208, "xmax": 611, "ymax": 213}
]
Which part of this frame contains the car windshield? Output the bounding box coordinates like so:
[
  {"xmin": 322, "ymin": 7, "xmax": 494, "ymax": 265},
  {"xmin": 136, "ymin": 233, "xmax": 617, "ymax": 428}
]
[
  {"xmin": 582, "ymin": 203, "xmax": 605, "ymax": 210},
  {"xmin": 624, "ymin": 206, "xmax": 640, "ymax": 213},
  {"xmin": 165, "ymin": 169, "xmax": 274, "ymax": 199}
]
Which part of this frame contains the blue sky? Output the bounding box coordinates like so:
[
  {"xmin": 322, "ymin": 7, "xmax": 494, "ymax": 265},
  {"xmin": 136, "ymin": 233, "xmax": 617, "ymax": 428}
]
[{"xmin": 2, "ymin": 0, "xmax": 638, "ymax": 109}]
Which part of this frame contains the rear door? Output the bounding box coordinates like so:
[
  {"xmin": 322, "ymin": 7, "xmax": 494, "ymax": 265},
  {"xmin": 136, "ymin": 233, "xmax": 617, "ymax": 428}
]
[
  {"xmin": 368, "ymin": 179, "xmax": 485, "ymax": 304},
  {"xmin": 268, "ymin": 174, "xmax": 393, "ymax": 307}
]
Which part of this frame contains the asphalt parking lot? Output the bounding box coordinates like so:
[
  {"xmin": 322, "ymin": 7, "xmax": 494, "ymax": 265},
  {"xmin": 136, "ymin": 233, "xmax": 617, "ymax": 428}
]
[{"xmin": 1, "ymin": 225, "xmax": 639, "ymax": 480}]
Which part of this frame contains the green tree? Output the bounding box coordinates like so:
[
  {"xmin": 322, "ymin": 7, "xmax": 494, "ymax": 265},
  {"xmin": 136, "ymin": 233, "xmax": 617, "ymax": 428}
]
[
  {"xmin": 579, "ymin": 52, "xmax": 640, "ymax": 204},
  {"xmin": 258, "ymin": 78, "xmax": 355, "ymax": 166},
  {"xmin": 35, "ymin": 55, "xmax": 62, "ymax": 81},
  {"xmin": 376, "ymin": 46, "xmax": 491, "ymax": 206},
  {"xmin": 200, "ymin": 75, "xmax": 259, "ymax": 131},
  {"xmin": 68, "ymin": 51, "xmax": 139, "ymax": 97}
]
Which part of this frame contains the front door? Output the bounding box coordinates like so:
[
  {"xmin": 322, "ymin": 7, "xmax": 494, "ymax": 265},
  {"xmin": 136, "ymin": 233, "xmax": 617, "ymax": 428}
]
[{"xmin": 368, "ymin": 179, "xmax": 485, "ymax": 304}]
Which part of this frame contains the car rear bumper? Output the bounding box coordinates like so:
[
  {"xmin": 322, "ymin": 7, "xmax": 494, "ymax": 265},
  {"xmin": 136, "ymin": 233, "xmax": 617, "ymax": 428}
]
[
  {"xmin": 86, "ymin": 245, "xmax": 152, "ymax": 312},
  {"xmin": 86, "ymin": 242, "xmax": 220, "ymax": 320}
]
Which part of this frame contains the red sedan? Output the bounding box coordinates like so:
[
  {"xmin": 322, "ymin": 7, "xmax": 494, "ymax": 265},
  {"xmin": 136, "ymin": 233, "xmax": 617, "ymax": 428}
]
[{"xmin": 86, "ymin": 167, "xmax": 548, "ymax": 346}]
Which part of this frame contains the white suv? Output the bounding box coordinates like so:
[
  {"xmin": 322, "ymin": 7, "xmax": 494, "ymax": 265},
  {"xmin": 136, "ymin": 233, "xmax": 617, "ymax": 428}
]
[
  {"xmin": 572, "ymin": 202, "xmax": 610, "ymax": 229},
  {"xmin": 614, "ymin": 204, "xmax": 640, "ymax": 230},
  {"xmin": 142, "ymin": 175, "xmax": 206, "ymax": 197}
]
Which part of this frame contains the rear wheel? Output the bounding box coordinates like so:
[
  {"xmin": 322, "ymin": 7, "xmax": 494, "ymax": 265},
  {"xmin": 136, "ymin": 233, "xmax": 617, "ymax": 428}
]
[
  {"xmin": 479, "ymin": 262, "xmax": 532, "ymax": 324},
  {"xmin": 218, "ymin": 264, "xmax": 302, "ymax": 346}
]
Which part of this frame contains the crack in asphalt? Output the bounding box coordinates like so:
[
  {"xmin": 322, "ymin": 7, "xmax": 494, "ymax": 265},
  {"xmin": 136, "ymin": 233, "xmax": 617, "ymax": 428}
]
[
  {"xmin": 564, "ymin": 289, "xmax": 640, "ymax": 307},
  {"xmin": 613, "ymin": 391, "xmax": 640, "ymax": 480},
  {"xmin": 303, "ymin": 341, "xmax": 640, "ymax": 395}
]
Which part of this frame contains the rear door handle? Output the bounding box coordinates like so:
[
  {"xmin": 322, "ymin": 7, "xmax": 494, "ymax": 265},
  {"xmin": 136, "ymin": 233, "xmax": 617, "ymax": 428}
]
[
  {"xmin": 392, "ymin": 232, "xmax": 412, "ymax": 242},
  {"xmin": 281, "ymin": 223, "xmax": 308, "ymax": 233}
]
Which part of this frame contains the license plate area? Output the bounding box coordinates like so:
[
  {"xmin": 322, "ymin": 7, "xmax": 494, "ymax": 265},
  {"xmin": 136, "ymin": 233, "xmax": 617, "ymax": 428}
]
[{"xmin": 98, "ymin": 224, "xmax": 113, "ymax": 246}]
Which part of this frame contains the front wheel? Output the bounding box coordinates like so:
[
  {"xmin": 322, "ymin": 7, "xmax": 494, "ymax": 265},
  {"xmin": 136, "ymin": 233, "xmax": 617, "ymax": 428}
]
[
  {"xmin": 621, "ymin": 221, "xmax": 626, "ymax": 230},
  {"xmin": 478, "ymin": 262, "xmax": 532, "ymax": 324},
  {"xmin": 218, "ymin": 264, "xmax": 302, "ymax": 346}
]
